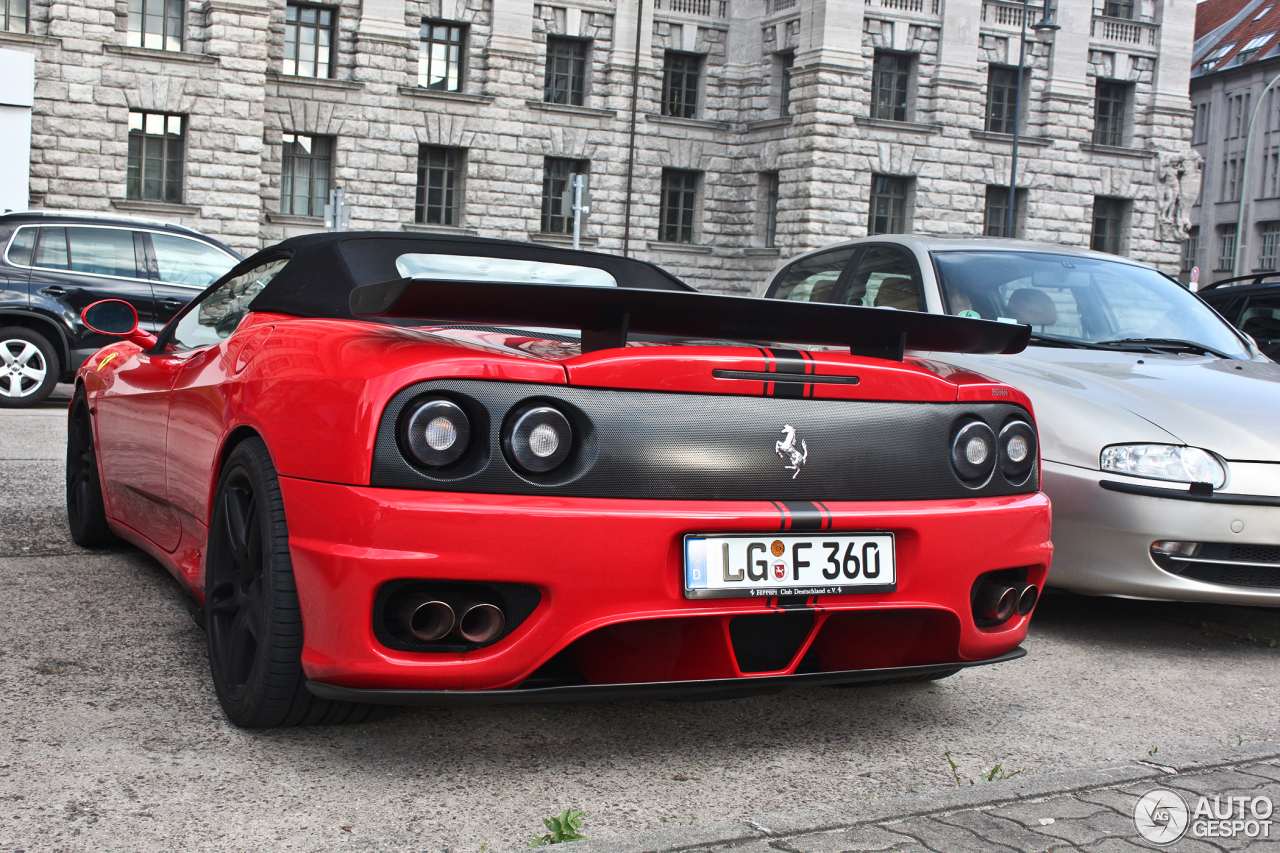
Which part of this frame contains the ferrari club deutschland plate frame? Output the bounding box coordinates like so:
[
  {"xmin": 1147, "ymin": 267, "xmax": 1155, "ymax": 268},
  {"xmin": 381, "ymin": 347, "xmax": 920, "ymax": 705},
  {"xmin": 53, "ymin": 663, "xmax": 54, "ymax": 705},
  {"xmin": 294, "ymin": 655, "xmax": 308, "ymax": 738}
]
[{"xmin": 683, "ymin": 532, "xmax": 897, "ymax": 599}]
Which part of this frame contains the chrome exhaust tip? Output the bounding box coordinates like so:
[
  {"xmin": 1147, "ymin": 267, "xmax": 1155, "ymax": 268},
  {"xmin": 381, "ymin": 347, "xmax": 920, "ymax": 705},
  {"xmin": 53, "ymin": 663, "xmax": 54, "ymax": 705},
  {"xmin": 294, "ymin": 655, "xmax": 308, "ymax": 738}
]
[
  {"xmin": 1017, "ymin": 584, "xmax": 1039, "ymax": 617},
  {"xmin": 455, "ymin": 602, "xmax": 506, "ymax": 644},
  {"xmin": 398, "ymin": 597, "xmax": 455, "ymax": 641},
  {"xmin": 974, "ymin": 583, "xmax": 1018, "ymax": 624}
]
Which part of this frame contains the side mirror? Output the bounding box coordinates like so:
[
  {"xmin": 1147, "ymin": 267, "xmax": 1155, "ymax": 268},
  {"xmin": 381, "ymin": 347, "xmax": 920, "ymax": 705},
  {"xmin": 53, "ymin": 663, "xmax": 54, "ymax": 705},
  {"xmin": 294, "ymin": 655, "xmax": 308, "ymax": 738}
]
[{"xmin": 82, "ymin": 300, "xmax": 158, "ymax": 349}]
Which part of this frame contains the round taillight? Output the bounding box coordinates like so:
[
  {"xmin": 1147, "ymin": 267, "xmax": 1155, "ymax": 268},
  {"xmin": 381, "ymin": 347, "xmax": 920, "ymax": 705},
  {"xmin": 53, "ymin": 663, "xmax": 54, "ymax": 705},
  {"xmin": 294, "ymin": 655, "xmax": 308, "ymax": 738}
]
[
  {"xmin": 999, "ymin": 420, "xmax": 1037, "ymax": 484},
  {"xmin": 504, "ymin": 404, "xmax": 573, "ymax": 474},
  {"xmin": 403, "ymin": 399, "xmax": 471, "ymax": 468},
  {"xmin": 951, "ymin": 420, "xmax": 997, "ymax": 485}
]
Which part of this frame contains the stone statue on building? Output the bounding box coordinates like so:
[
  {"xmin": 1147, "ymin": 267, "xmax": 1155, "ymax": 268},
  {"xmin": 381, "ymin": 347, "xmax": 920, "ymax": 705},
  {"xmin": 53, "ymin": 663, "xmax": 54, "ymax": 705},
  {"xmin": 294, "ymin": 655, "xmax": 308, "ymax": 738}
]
[{"xmin": 1156, "ymin": 150, "xmax": 1204, "ymax": 242}]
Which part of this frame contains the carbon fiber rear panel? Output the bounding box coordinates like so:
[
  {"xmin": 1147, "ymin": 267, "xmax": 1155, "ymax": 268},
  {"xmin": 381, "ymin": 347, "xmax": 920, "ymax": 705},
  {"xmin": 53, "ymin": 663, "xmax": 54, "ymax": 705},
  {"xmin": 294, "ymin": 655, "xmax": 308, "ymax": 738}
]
[{"xmin": 370, "ymin": 379, "xmax": 1038, "ymax": 501}]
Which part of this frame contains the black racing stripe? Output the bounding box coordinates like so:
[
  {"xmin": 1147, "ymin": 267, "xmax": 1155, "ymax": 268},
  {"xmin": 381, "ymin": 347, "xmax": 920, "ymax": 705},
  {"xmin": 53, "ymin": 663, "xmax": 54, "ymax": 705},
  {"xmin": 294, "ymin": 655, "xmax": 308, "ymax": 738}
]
[
  {"xmin": 767, "ymin": 348, "xmax": 809, "ymax": 375},
  {"xmin": 769, "ymin": 500, "xmax": 789, "ymax": 530},
  {"xmin": 768, "ymin": 348, "xmax": 809, "ymax": 399},
  {"xmin": 757, "ymin": 347, "xmax": 776, "ymax": 397},
  {"xmin": 779, "ymin": 500, "xmax": 823, "ymax": 531},
  {"xmin": 813, "ymin": 500, "xmax": 834, "ymax": 530}
]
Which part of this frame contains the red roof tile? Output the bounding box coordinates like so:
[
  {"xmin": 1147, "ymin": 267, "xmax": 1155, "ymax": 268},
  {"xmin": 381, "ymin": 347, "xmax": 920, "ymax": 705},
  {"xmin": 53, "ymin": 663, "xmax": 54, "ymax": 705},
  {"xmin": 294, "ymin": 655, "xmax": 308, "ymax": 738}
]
[
  {"xmin": 1196, "ymin": 0, "xmax": 1280, "ymax": 73},
  {"xmin": 1198, "ymin": 0, "xmax": 1254, "ymax": 40}
]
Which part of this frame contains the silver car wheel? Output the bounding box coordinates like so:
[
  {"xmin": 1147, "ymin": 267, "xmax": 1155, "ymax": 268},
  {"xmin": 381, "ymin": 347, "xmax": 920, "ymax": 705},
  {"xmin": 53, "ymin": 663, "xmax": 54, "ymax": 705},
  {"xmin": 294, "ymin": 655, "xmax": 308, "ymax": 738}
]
[{"xmin": 0, "ymin": 339, "xmax": 48, "ymax": 398}]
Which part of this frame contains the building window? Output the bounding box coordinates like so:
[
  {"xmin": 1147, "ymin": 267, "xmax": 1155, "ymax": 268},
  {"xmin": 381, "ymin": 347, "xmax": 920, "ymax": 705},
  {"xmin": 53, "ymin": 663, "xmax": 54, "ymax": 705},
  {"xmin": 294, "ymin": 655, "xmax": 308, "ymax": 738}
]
[
  {"xmin": 1237, "ymin": 33, "xmax": 1273, "ymax": 64},
  {"xmin": 2, "ymin": 0, "xmax": 27, "ymax": 33},
  {"xmin": 983, "ymin": 186, "xmax": 1026, "ymax": 238},
  {"xmin": 778, "ymin": 51, "xmax": 794, "ymax": 117},
  {"xmin": 871, "ymin": 51, "xmax": 911, "ymax": 122},
  {"xmin": 280, "ymin": 133, "xmax": 333, "ymax": 217},
  {"xmin": 540, "ymin": 157, "xmax": 586, "ymax": 233},
  {"xmin": 127, "ymin": 0, "xmax": 182, "ymax": 51},
  {"xmin": 127, "ymin": 111, "xmax": 184, "ymax": 203},
  {"xmin": 868, "ymin": 174, "xmax": 909, "ymax": 235},
  {"xmin": 662, "ymin": 52, "xmax": 701, "ymax": 119},
  {"xmin": 659, "ymin": 169, "xmax": 699, "ymax": 244},
  {"xmin": 544, "ymin": 37, "xmax": 588, "ymax": 106},
  {"xmin": 1224, "ymin": 157, "xmax": 1241, "ymax": 202},
  {"xmin": 419, "ymin": 21, "xmax": 464, "ymax": 91},
  {"xmin": 1259, "ymin": 222, "xmax": 1280, "ymax": 271},
  {"xmin": 1093, "ymin": 80, "xmax": 1128, "ymax": 147},
  {"xmin": 1182, "ymin": 226, "xmax": 1199, "ymax": 272},
  {"xmin": 985, "ymin": 65, "xmax": 1023, "ymax": 134},
  {"xmin": 284, "ymin": 3, "xmax": 334, "ymax": 79},
  {"xmin": 1091, "ymin": 196, "xmax": 1126, "ymax": 255},
  {"xmin": 1192, "ymin": 102, "xmax": 1210, "ymax": 145},
  {"xmin": 1228, "ymin": 92, "xmax": 1250, "ymax": 138},
  {"xmin": 1267, "ymin": 148, "xmax": 1280, "ymax": 198},
  {"xmin": 1218, "ymin": 224, "xmax": 1238, "ymax": 271},
  {"xmin": 415, "ymin": 146, "xmax": 463, "ymax": 226},
  {"xmin": 1199, "ymin": 43, "xmax": 1234, "ymax": 75},
  {"xmin": 761, "ymin": 172, "xmax": 780, "ymax": 248},
  {"xmin": 1102, "ymin": 0, "xmax": 1134, "ymax": 18}
]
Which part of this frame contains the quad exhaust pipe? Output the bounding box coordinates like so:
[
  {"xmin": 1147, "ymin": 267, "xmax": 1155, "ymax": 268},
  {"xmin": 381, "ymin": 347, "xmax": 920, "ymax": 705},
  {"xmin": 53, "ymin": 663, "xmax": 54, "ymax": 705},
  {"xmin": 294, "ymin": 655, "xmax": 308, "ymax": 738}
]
[
  {"xmin": 395, "ymin": 594, "xmax": 506, "ymax": 644},
  {"xmin": 973, "ymin": 578, "xmax": 1040, "ymax": 624}
]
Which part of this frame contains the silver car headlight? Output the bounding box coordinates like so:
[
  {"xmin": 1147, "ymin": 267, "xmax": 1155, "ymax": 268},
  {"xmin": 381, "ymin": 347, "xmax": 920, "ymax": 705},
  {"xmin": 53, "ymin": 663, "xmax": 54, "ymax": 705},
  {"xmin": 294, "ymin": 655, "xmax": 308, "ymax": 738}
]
[{"xmin": 1100, "ymin": 444, "xmax": 1227, "ymax": 489}]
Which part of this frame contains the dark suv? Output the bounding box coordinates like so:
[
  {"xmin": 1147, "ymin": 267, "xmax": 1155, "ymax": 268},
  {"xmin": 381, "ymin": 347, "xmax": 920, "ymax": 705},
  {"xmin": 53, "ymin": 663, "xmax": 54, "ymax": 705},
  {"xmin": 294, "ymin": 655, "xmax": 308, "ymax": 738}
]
[
  {"xmin": 0, "ymin": 211, "xmax": 240, "ymax": 406},
  {"xmin": 1199, "ymin": 273, "xmax": 1280, "ymax": 360}
]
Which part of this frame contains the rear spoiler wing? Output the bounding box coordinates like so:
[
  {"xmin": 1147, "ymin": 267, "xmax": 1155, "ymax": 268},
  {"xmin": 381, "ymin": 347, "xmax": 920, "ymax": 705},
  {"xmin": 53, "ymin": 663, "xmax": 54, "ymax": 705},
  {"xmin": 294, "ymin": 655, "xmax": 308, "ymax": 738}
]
[{"xmin": 349, "ymin": 278, "xmax": 1031, "ymax": 359}]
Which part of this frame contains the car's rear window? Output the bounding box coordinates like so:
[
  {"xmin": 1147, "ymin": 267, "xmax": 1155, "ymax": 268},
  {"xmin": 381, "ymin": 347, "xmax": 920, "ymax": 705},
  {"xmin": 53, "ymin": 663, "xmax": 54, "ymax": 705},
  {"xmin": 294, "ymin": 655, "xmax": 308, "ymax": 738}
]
[{"xmin": 395, "ymin": 253, "xmax": 617, "ymax": 287}]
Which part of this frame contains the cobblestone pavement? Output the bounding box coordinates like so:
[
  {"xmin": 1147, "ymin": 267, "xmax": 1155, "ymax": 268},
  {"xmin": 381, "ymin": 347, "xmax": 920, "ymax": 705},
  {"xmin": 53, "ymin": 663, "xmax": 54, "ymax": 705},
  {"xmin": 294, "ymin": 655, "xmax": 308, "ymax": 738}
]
[{"xmin": 570, "ymin": 750, "xmax": 1280, "ymax": 852}]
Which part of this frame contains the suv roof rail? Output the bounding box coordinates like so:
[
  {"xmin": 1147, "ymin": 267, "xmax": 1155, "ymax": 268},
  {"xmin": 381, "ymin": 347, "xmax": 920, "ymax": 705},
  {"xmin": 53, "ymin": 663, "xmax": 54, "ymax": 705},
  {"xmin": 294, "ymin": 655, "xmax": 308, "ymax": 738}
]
[
  {"xmin": 0, "ymin": 208, "xmax": 204, "ymax": 236},
  {"xmin": 1200, "ymin": 271, "xmax": 1280, "ymax": 292}
]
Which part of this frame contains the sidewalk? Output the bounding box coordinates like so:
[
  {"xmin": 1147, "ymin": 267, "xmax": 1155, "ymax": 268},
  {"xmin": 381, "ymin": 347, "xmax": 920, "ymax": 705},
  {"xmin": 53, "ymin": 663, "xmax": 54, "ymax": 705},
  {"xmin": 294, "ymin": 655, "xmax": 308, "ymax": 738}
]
[{"xmin": 568, "ymin": 744, "xmax": 1280, "ymax": 852}]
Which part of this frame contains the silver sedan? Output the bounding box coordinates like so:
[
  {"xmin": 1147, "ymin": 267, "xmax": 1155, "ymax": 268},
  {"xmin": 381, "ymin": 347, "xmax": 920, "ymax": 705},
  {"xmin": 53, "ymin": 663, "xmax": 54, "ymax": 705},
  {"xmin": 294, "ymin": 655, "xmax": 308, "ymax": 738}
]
[{"xmin": 763, "ymin": 235, "xmax": 1280, "ymax": 605}]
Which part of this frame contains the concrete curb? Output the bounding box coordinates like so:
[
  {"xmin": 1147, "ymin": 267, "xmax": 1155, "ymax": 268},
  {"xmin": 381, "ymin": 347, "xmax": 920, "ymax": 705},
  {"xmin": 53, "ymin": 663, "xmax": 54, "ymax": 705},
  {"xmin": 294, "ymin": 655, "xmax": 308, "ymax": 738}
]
[{"xmin": 566, "ymin": 742, "xmax": 1280, "ymax": 853}]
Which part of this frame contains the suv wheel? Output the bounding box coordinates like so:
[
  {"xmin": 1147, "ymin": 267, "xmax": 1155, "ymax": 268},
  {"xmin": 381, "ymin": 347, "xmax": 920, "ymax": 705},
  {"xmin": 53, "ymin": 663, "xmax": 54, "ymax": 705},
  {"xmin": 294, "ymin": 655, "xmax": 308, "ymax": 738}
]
[{"xmin": 0, "ymin": 327, "xmax": 59, "ymax": 408}]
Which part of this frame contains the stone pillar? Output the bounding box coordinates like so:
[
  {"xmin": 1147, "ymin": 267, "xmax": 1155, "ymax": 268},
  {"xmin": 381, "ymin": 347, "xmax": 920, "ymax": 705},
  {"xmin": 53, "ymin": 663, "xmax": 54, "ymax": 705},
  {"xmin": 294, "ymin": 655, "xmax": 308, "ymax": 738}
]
[
  {"xmin": 935, "ymin": 0, "xmax": 981, "ymax": 87},
  {"xmin": 489, "ymin": 0, "xmax": 535, "ymax": 57},
  {"xmin": 196, "ymin": 1, "xmax": 271, "ymax": 250},
  {"xmin": 801, "ymin": 0, "xmax": 864, "ymax": 68},
  {"xmin": 1044, "ymin": 0, "xmax": 1093, "ymax": 104},
  {"xmin": 353, "ymin": 0, "xmax": 412, "ymax": 87}
]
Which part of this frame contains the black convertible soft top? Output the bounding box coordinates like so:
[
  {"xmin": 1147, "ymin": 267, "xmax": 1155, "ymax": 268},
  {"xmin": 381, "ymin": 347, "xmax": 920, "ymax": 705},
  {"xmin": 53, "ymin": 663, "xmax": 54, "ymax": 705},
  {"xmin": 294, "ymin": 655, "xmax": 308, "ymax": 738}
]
[{"xmin": 246, "ymin": 232, "xmax": 692, "ymax": 320}]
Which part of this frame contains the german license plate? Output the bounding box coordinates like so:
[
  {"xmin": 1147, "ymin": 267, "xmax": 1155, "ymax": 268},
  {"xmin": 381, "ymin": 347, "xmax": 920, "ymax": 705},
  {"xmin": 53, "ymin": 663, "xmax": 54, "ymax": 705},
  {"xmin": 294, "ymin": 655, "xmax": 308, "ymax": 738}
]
[{"xmin": 683, "ymin": 532, "xmax": 896, "ymax": 599}]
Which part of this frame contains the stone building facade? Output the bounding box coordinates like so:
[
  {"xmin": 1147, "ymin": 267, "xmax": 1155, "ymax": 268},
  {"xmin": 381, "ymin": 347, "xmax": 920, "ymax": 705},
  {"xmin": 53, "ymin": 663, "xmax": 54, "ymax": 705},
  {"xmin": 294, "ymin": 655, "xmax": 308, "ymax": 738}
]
[{"xmin": 0, "ymin": 0, "xmax": 1194, "ymax": 293}]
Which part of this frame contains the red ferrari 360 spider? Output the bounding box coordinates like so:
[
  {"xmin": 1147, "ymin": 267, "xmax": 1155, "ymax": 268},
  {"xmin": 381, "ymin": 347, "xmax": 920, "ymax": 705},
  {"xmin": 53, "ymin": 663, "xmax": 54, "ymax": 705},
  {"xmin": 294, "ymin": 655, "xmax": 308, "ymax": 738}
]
[{"xmin": 68, "ymin": 233, "xmax": 1051, "ymax": 727}]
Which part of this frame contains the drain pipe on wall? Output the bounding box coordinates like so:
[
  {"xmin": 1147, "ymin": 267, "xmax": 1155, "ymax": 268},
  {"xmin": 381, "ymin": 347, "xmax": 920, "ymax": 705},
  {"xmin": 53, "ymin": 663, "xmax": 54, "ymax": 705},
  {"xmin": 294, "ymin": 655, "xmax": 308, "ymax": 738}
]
[{"xmin": 621, "ymin": 0, "xmax": 645, "ymax": 257}]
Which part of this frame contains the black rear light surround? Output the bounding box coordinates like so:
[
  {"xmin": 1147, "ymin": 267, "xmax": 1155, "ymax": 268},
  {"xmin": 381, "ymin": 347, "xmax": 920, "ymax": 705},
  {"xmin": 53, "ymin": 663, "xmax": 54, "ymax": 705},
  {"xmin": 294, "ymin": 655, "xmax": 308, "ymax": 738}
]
[
  {"xmin": 396, "ymin": 393, "xmax": 489, "ymax": 478},
  {"xmin": 951, "ymin": 419, "xmax": 998, "ymax": 487},
  {"xmin": 998, "ymin": 420, "xmax": 1037, "ymax": 486},
  {"xmin": 502, "ymin": 401, "xmax": 575, "ymax": 475}
]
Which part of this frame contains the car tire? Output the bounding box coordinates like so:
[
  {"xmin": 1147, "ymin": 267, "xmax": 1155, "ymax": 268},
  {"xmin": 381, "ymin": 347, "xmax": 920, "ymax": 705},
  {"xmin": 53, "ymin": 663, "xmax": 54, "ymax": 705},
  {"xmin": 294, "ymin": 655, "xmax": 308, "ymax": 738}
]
[
  {"xmin": 66, "ymin": 391, "xmax": 117, "ymax": 548},
  {"xmin": 205, "ymin": 437, "xmax": 384, "ymax": 728},
  {"xmin": 0, "ymin": 327, "xmax": 60, "ymax": 408}
]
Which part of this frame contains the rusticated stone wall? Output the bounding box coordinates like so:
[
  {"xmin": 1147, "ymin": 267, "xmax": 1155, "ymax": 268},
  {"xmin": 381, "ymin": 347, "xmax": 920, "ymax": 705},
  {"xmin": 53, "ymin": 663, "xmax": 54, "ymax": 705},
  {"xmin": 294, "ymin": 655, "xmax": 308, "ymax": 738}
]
[{"xmin": 2, "ymin": 0, "xmax": 1193, "ymax": 293}]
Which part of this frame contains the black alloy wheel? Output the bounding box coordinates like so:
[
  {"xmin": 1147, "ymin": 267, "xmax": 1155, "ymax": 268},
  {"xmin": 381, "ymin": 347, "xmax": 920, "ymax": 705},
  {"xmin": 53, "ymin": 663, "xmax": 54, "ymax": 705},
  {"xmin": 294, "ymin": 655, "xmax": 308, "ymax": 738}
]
[
  {"xmin": 65, "ymin": 391, "xmax": 116, "ymax": 547},
  {"xmin": 204, "ymin": 437, "xmax": 382, "ymax": 728}
]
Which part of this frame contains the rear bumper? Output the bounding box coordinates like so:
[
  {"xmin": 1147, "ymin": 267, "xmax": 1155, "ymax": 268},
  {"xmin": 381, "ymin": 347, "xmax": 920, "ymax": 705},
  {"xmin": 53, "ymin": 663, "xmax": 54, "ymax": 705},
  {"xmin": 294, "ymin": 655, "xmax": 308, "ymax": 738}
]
[
  {"xmin": 306, "ymin": 648, "xmax": 1025, "ymax": 706},
  {"xmin": 279, "ymin": 477, "xmax": 1052, "ymax": 692}
]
